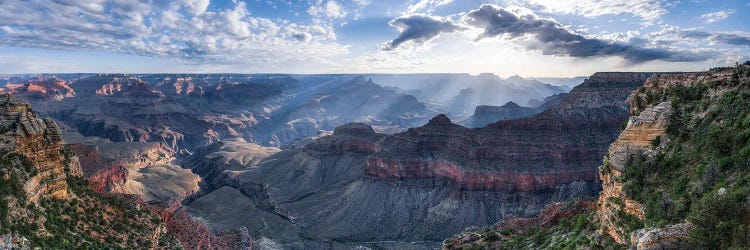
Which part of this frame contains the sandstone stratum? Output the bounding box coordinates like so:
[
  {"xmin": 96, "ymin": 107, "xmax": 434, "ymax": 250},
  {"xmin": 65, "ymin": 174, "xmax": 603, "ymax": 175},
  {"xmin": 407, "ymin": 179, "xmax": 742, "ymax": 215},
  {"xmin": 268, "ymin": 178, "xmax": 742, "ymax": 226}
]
[{"xmin": 0, "ymin": 94, "xmax": 75, "ymax": 202}]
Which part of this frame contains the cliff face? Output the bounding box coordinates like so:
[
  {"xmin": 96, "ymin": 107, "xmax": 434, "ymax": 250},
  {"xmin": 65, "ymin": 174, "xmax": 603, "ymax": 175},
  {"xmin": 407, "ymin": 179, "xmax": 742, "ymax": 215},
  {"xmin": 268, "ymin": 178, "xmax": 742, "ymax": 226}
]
[
  {"xmin": 184, "ymin": 72, "xmax": 649, "ymax": 248},
  {"xmin": 596, "ymin": 101, "xmax": 672, "ymax": 243},
  {"xmin": 0, "ymin": 94, "xmax": 73, "ymax": 202},
  {"xmin": 366, "ymin": 72, "xmax": 653, "ymax": 193},
  {"xmin": 597, "ymin": 70, "xmax": 728, "ymax": 244},
  {"xmin": 65, "ymin": 139, "xmax": 200, "ymax": 206},
  {"xmin": 439, "ymin": 67, "xmax": 750, "ymax": 249},
  {"xmin": 0, "ymin": 93, "xmax": 179, "ymax": 249}
]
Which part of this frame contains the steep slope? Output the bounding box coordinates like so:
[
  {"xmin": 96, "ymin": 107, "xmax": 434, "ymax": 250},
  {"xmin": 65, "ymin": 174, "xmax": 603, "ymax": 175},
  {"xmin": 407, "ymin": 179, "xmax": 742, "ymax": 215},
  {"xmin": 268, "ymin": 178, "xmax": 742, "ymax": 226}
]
[
  {"xmin": 0, "ymin": 94, "xmax": 71, "ymax": 202},
  {"xmin": 0, "ymin": 94, "xmax": 181, "ymax": 249},
  {"xmin": 184, "ymin": 72, "xmax": 650, "ymax": 248},
  {"xmin": 597, "ymin": 65, "xmax": 749, "ymax": 249},
  {"xmin": 442, "ymin": 65, "xmax": 750, "ymax": 249}
]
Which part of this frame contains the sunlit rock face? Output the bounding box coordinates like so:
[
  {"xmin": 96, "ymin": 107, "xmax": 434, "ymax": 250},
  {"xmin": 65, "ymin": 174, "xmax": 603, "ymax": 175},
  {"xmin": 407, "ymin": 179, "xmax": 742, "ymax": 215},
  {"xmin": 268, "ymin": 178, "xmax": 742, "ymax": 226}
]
[
  {"xmin": 184, "ymin": 72, "xmax": 650, "ymax": 248},
  {"xmin": 595, "ymin": 71, "xmax": 732, "ymax": 245},
  {"xmin": 0, "ymin": 77, "xmax": 76, "ymax": 101},
  {"xmin": 64, "ymin": 136, "xmax": 201, "ymax": 206},
  {"xmin": 0, "ymin": 94, "xmax": 75, "ymax": 202}
]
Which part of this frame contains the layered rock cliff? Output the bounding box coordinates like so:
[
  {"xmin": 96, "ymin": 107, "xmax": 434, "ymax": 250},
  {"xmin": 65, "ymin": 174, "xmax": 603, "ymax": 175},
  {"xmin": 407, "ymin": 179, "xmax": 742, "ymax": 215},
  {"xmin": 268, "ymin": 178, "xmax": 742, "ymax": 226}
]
[
  {"xmin": 64, "ymin": 136, "xmax": 200, "ymax": 206},
  {"xmin": 0, "ymin": 77, "xmax": 76, "ymax": 101},
  {"xmin": 441, "ymin": 65, "xmax": 750, "ymax": 249},
  {"xmin": 365, "ymin": 72, "xmax": 653, "ymax": 193},
  {"xmin": 596, "ymin": 68, "xmax": 743, "ymax": 248},
  {"xmin": 596, "ymin": 101, "xmax": 672, "ymax": 243},
  {"xmin": 0, "ymin": 93, "xmax": 181, "ymax": 249},
  {"xmin": 0, "ymin": 94, "xmax": 73, "ymax": 202}
]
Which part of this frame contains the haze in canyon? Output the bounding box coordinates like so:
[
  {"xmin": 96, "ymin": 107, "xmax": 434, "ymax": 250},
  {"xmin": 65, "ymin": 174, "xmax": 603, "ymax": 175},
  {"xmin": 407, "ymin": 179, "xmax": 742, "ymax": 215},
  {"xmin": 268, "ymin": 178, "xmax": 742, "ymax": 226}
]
[{"xmin": 1, "ymin": 0, "xmax": 749, "ymax": 249}]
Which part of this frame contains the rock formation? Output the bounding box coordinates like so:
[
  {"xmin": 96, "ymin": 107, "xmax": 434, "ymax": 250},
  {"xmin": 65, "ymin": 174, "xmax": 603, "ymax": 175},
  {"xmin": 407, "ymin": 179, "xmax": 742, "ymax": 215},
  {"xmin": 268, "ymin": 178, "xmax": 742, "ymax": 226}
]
[
  {"xmin": 0, "ymin": 93, "xmax": 179, "ymax": 249},
  {"xmin": 596, "ymin": 101, "xmax": 672, "ymax": 243},
  {"xmin": 64, "ymin": 137, "xmax": 200, "ymax": 206},
  {"xmin": 458, "ymin": 92, "xmax": 567, "ymax": 128},
  {"xmin": 0, "ymin": 77, "xmax": 76, "ymax": 101},
  {"xmin": 596, "ymin": 70, "xmax": 735, "ymax": 246},
  {"xmin": 0, "ymin": 94, "xmax": 73, "ymax": 202}
]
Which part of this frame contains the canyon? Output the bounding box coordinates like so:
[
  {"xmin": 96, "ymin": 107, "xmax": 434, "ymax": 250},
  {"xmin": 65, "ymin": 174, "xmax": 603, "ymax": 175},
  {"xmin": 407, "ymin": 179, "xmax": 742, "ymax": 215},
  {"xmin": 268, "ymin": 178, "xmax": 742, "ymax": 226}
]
[
  {"xmin": 2, "ymin": 71, "xmax": 705, "ymax": 249},
  {"xmin": 182, "ymin": 72, "xmax": 652, "ymax": 248}
]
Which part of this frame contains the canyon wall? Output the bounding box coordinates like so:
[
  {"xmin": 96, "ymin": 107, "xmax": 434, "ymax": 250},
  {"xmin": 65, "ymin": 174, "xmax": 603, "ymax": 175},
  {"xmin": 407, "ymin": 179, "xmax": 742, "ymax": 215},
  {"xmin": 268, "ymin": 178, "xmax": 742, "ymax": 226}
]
[
  {"xmin": 0, "ymin": 94, "xmax": 74, "ymax": 202},
  {"xmin": 596, "ymin": 70, "xmax": 734, "ymax": 245}
]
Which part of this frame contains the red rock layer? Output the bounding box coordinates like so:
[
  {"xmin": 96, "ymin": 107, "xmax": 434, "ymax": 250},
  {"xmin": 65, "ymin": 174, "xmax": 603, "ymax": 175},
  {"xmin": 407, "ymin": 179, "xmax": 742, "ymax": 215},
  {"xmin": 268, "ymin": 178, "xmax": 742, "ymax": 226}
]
[
  {"xmin": 0, "ymin": 77, "xmax": 76, "ymax": 100},
  {"xmin": 349, "ymin": 73, "xmax": 651, "ymax": 193},
  {"xmin": 366, "ymin": 159, "xmax": 599, "ymax": 192},
  {"xmin": 495, "ymin": 201, "xmax": 596, "ymax": 231},
  {"xmin": 156, "ymin": 202, "xmax": 253, "ymax": 250}
]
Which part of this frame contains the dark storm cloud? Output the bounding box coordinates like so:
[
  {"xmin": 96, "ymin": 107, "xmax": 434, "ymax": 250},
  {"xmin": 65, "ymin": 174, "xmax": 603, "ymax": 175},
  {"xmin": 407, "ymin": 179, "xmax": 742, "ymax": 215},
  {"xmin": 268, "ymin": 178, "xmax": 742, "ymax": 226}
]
[
  {"xmin": 381, "ymin": 14, "xmax": 464, "ymax": 51},
  {"xmin": 461, "ymin": 4, "xmax": 707, "ymax": 64},
  {"xmin": 680, "ymin": 30, "xmax": 750, "ymax": 46}
]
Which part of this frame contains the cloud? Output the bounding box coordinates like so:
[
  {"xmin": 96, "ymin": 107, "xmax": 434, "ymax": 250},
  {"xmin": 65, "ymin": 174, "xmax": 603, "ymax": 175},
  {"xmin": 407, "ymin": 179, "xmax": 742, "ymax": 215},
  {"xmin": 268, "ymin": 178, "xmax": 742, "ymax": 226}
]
[
  {"xmin": 461, "ymin": 5, "xmax": 707, "ymax": 63},
  {"xmin": 524, "ymin": 0, "xmax": 667, "ymax": 25},
  {"xmin": 0, "ymin": 0, "xmax": 348, "ymax": 68},
  {"xmin": 404, "ymin": 0, "xmax": 455, "ymax": 14},
  {"xmin": 352, "ymin": 0, "xmax": 371, "ymax": 7},
  {"xmin": 381, "ymin": 14, "xmax": 464, "ymax": 51},
  {"xmin": 700, "ymin": 9, "xmax": 735, "ymax": 23},
  {"xmin": 652, "ymin": 27, "xmax": 750, "ymax": 47},
  {"xmin": 381, "ymin": 4, "xmax": 707, "ymax": 63},
  {"xmin": 308, "ymin": 0, "xmax": 347, "ymax": 19}
]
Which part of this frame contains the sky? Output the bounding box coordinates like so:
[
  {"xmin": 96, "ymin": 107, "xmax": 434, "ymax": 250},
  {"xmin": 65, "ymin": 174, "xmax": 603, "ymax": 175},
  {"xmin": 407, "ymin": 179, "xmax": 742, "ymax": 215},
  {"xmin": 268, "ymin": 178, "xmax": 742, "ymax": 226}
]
[{"xmin": 0, "ymin": 0, "xmax": 749, "ymax": 77}]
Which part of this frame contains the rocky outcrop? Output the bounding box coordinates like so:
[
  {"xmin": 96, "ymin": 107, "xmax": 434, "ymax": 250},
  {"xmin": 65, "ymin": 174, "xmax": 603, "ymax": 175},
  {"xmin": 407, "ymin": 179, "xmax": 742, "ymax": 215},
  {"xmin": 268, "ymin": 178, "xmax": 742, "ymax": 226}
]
[
  {"xmin": 596, "ymin": 102, "xmax": 672, "ymax": 243},
  {"xmin": 595, "ymin": 71, "xmax": 732, "ymax": 244},
  {"xmin": 630, "ymin": 223, "xmax": 691, "ymax": 250},
  {"xmin": 442, "ymin": 201, "xmax": 595, "ymax": 249},
  {"xmin": 0, "ymin": 94, "xmax": 73, "ymax": 202}
]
